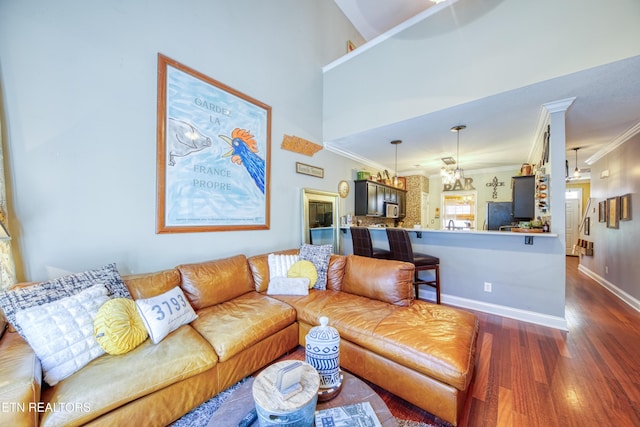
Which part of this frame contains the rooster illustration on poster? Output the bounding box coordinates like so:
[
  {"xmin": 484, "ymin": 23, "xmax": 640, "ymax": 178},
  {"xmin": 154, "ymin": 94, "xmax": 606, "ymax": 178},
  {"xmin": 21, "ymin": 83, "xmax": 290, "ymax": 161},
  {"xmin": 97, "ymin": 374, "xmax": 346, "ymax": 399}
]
[{"xmin": 218, "ymin": 128, "xmax": 265, "ymax": 194}]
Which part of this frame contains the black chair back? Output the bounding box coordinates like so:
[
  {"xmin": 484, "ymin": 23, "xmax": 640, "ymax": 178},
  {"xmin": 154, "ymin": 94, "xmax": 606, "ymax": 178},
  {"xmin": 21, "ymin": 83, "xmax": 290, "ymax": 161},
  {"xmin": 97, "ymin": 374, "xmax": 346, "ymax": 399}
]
[
  {"xmin": 386, "ymin": 228, "xmax": 415, "ymax": 263},
  {"xmin": 350, "ymin": 227, "xmax": 375, "ymax": 257}
]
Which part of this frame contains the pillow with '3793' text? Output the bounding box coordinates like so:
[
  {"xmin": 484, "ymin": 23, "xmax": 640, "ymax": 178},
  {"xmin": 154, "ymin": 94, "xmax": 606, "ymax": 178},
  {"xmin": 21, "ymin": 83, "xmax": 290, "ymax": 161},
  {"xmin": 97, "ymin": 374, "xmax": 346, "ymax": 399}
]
[{"xmin": 135, "ymin": 286, "xmax": 197, "ymax": 344}]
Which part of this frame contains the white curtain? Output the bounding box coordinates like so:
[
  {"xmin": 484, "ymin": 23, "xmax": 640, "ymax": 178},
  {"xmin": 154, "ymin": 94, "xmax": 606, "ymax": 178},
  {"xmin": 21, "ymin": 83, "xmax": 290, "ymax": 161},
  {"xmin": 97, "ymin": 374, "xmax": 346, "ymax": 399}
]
[{"xmin": 0, "ymin": 99, "xmax": 17, "ymax": 290}]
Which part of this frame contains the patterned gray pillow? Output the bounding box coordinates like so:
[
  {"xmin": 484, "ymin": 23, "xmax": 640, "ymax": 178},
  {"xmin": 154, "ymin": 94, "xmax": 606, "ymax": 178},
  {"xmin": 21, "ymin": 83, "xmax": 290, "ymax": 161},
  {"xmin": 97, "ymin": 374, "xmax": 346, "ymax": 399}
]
[
  {"xmin": 0, "ymin": 263, "xmax": 131, "ymax": 337},
  {"xmin": 299, "ymin": 244, "xmax": 332, "ymax": 290}
]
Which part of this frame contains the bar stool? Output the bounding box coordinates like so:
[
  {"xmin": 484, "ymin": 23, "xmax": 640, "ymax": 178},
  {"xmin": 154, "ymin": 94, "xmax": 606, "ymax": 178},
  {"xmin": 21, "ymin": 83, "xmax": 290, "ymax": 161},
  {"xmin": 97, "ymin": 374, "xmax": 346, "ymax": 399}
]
[
  {"xmin": 350, "ymin": 227, "xmax": 390, "ymax": 259},
  {"xmin": 386, "ymin": 228, "xmax": 441, "ymax": 304}
]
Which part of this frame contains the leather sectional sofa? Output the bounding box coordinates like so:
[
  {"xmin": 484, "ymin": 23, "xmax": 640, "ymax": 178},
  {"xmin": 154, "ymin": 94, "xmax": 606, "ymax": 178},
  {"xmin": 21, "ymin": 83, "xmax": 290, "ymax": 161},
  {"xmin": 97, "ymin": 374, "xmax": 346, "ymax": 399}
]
[{"xmin": 0, "ymin": 250, "xmax": 478, "ymax": 427}]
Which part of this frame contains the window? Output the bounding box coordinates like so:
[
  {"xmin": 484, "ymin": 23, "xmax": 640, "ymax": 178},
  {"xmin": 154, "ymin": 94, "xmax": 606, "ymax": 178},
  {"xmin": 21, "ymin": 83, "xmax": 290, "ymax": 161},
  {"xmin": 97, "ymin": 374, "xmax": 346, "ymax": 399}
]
[
  {"xmin": 441, "ymin": 192, "xmax": 477, "ymax": 230},
  {"xmin": 565, "ymin": 189, "xmax": 580, "ymax": 200}
]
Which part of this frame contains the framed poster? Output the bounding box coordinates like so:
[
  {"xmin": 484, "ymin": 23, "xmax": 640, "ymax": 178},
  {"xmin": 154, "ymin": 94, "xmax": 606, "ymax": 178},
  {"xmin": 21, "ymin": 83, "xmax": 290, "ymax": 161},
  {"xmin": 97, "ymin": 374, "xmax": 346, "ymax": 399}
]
[
  {"xmin": 156, "ymin": 54, "xmax": 271, "ymax": 233},
  {"xmin": 606, "ymin": 196, "xmax": 619, "ymax": 229}
]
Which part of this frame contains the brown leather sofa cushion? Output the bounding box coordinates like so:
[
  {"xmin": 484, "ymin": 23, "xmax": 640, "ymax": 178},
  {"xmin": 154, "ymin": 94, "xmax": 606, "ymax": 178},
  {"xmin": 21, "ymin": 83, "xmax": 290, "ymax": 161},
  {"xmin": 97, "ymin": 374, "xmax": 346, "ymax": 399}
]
[
  {"xmin": 278, "ymin": 290, "xmax": 395, "ymax": 342},
  {"xmin": 40, "ymin": 325, "xmax": 217, "ymax": 427},
  {"xmin": 342, "ymin": 255, "xmax": 414, "ymax": 306},
  {"xmin": 0, "ymin": 332, "xmax": 41, "ymax": 427},
  {"xmin": 191, "ymin": 292, "xmax": 297, "ymax": 362},
  {"xmin": 178, "ymin": 255, "xmax": 254, "ymax": 310},
  {"xmin": 123, "ymin": 268, "xmax": 181, "ymax": 299},
  {"xmin": 373, "ymin": 302, "xmax": 479, "ymax": 390},
  {"xmin": 276, "ymin": 289, "xmax": 478, "ymax": 391}
]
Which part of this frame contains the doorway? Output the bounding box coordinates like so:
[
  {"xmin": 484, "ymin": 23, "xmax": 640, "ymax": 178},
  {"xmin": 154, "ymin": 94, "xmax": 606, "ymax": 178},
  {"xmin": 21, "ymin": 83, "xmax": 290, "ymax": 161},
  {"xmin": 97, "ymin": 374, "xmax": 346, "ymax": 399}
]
[
  {"xmin": 565, "ymin": 188, "xmax": 582, "ymax": 255},
  {"xmin": 421, "ymin": 192, "xmax": 430, "ymax": 228},
  {"xmin": 301, "ymin": 189, "xmax": 340, "ymax": 253}
]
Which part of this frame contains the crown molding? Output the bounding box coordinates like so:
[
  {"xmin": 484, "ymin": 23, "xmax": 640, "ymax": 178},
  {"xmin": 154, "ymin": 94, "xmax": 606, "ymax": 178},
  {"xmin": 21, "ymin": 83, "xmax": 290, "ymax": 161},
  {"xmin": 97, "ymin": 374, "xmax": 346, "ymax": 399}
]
[
  {"xmin": 428, "ymin": 163, "xmax": 521, "ymax": 179},
  {"xmin": 527, "ymin": 97, "xmax": 576, "ymax": 166},
  {"xmin": 585, "ymin": 120, "xmax": 640, "ymax": 165},
  {"xmin": 323, "ymin": 0, "xmax": 461, "ymax": 73},
  {"xmin": 528, "ymin": 106, "xmax": 550, "ymax": 165},
  {"xmin": 323, "ymin": 141, "xmax": 388, "ymax": 171},
  {"xmin": 543, "ymin": 97, "xmax": 576, "ymax": 114}
]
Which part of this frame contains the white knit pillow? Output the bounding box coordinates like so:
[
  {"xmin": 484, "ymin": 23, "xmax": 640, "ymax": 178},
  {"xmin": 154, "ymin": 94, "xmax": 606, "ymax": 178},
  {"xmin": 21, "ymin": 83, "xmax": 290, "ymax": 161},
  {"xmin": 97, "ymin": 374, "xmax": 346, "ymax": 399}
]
[
  {"xmin": 14, "ymin": 284, "xmax": 109, "ymax": 386},
  {"xmin": 267, "ymin": 254, "xmax": 299, "ymax": 279},
  {"xmin": 267, "ymin": 277, "xmax": 310, "ymax": 296}
]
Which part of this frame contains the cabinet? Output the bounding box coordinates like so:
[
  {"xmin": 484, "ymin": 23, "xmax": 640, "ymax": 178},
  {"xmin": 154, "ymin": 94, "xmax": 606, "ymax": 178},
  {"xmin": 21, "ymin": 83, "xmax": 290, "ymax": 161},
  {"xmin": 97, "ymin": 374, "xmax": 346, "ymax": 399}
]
[
  {"xmin": 354, "ymin": 180, "xmax": 406, "ymax": 217},
  {"xmin": 512, "ymin": 175, "xmax": 535, "ymax": 220}
]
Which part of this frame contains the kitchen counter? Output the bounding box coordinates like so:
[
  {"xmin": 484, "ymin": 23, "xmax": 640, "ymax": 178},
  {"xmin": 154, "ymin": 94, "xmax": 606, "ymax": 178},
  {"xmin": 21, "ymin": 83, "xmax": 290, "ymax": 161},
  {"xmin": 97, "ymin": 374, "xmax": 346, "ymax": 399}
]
[
  {"xmin": 341, "ymin": 226, "xmax": 558, "ymax": 238},
  {"xmin": 340, "ymin": 225, "xmax": 566, "ymax": 330}
]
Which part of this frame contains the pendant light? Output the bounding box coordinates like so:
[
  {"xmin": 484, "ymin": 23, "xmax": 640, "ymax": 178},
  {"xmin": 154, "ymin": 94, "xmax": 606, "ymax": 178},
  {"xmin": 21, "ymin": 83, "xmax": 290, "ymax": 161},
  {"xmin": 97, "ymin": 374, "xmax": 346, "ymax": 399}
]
[
  {"xmin": 390, "ymin": 140, "xmax": 402, "ymax": 187},
  {"xmin": 451, "ymin": 125, "xmax": 466, "ymax": 180},
  {"xmin": 572, "ymin": 147, "xmax": 581, "ymax": 178}
]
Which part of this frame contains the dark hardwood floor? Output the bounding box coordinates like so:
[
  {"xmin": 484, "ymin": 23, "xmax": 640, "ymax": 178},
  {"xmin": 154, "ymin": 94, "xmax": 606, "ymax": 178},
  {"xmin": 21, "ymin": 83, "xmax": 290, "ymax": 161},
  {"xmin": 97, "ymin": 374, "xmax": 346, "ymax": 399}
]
[
  {"xmin": 382, "ymin": 255, "xmax": 640, "ymax": 426},
  {"xmin": 459, "ymin": 256, "xmax": 640, "ymax": 427},
  {"xmin": 279, "ymin": 257, "xmax": 640, "ymax": 426}
]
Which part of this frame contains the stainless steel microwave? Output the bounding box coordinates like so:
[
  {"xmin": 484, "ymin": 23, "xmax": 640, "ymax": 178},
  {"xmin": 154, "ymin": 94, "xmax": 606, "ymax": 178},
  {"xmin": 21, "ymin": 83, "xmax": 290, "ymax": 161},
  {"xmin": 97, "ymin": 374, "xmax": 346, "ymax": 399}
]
[{"xmin": 385, "ymin": 202, "xmax": 399, "ymax": 218}]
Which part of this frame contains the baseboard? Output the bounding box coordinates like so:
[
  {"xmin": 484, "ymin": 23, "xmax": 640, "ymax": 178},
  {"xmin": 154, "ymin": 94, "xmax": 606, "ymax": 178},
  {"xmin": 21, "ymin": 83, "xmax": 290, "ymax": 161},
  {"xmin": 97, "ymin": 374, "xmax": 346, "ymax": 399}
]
[
  {"xmin": 442, "ymin": 294, "xmax": 569, "ymax": 331},
  {"xmin": 578, "ymin": 264, "xmax": 640, "ymax": 312}
]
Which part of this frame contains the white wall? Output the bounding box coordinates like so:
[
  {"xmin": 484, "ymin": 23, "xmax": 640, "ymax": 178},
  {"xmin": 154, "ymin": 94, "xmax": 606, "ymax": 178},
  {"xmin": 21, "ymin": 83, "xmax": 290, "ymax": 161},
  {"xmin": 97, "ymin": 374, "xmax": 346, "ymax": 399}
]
[
  {"xmin": 406, "ymin": 231, "xmax": 566, "ymax": 326},
  {"xmin": 428, "ymin": 166, "xmax": 519, "ymax": 230},
  {"xmin": 323, "ymin": 0, "xmax": 640, "ymax": 141},
  {"xmin": 0, "ymin": 0, "xmax": 366, "ymax": 281},
  {"xmin": 580, "ymin": 136, "xmax": 640, "ymax": 305}
]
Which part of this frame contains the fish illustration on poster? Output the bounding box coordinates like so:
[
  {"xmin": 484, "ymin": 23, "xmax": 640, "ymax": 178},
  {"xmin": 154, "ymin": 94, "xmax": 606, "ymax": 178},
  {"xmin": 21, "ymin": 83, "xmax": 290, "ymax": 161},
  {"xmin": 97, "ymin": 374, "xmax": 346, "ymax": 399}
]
[{"xmin": 157, "ymin": 55, "xmax": 271, "ymax": 232}]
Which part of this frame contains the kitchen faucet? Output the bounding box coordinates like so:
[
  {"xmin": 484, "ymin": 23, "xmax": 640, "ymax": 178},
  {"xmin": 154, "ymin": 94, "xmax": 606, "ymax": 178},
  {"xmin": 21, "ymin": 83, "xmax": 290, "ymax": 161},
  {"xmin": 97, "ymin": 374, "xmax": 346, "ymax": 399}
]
[{"xmin": 447, "ymin": 220, "xmax": 455, "ymax": 230}]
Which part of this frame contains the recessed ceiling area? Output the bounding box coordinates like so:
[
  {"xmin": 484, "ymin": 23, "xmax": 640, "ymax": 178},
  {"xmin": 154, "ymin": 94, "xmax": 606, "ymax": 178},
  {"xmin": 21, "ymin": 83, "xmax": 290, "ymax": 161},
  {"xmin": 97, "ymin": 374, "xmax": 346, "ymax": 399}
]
[
  {"xmin": 330, "ymin": 0, "xmax": 640, "ymax": 178},
  {"xmin": 325, "ymin": 55, "xmax": 640, "ymax": 177},
  {"xmin": 333, "ymin": 0, "xmax": 437, "ymax": 41}
]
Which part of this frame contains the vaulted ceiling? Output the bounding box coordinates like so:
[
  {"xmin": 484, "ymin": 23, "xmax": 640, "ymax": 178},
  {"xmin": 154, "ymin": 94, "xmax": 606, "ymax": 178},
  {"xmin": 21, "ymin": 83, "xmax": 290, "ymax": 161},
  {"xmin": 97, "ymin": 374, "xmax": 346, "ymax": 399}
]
[{"xmin": 331, "ymin": 0, "xmax": 640, "ymax": 179}]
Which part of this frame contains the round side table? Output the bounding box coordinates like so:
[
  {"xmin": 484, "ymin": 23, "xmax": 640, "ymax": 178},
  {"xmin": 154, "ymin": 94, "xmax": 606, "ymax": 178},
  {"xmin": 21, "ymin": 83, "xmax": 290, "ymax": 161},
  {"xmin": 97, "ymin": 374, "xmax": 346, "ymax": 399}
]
[{"xmin": 206, "ymin": 371, "xmax": 395, "ymax": 427}]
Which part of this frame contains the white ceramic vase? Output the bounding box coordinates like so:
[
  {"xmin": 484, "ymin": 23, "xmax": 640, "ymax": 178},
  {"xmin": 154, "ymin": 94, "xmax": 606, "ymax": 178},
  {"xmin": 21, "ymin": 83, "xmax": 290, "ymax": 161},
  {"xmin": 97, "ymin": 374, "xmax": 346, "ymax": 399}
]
[{"xmin": 304, "ymin": 316, "xmax": 340, "ymax": 389}]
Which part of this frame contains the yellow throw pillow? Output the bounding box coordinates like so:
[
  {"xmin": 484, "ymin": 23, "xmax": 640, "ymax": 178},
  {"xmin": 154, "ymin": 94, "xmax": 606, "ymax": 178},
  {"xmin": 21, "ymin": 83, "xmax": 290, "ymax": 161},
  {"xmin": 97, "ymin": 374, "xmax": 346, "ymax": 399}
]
[
  {"xmin": 288, "ymin": 260, "xmax": 318, "ymax": 289},
  {"xmin": 94, "ymin": 298, "xmax": 148, "ymax": 355}
]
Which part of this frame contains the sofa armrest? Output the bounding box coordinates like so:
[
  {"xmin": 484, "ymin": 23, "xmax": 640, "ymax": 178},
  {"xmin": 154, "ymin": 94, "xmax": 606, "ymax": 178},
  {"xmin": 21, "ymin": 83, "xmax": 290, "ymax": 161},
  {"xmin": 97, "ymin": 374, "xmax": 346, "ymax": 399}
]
[
  {"xmin": 122, "ymin": 268, "xmax": 182, "ymax": 300},
  {"xmin": 326, "ymin": 255, "xmax": 347, "ymax": 291},
  {"xmin": 342, "ymin": 255, "xmax": 415, "ymax": 306},
  {"xmin": 0, "ymin": 331, "xmax": 42, "ymax": 427}
]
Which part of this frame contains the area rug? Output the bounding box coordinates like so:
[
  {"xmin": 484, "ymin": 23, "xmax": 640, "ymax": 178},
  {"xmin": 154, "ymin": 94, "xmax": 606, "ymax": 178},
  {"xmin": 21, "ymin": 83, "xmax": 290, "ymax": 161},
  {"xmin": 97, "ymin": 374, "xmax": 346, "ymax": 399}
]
[
  {"xmin": 170, "ymin": 378, "xmax": 249, "ymax": 427},
  {"xmin": 395, "ymin": 420, "xmax": 437, "ymax": 427},
  {"xmin": 171, "ymin": 377, "xmax": 438, "ymax": 427}
]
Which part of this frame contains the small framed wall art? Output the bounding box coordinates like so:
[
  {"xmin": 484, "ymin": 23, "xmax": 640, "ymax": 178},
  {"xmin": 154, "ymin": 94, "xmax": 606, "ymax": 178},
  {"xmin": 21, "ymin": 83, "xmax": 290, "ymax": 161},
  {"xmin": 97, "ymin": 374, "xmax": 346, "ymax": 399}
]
[
  {"xmin": 598, "ymin": 201, "xmax": 606, "ymax": 223},
  {"xmin": 296, "ymin": 162, "xmax": 324, "ymax": 178},
  {"xmin": 584, "ymin": 216, "xmax": 590, "ymax": 236},
  {"xmin": 606, "ymin": 196, "xmax": 619, "ymax": 229},
  {"xmin": 620, "ymin": 193, "xmax": 632, "ymax": 221}
]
